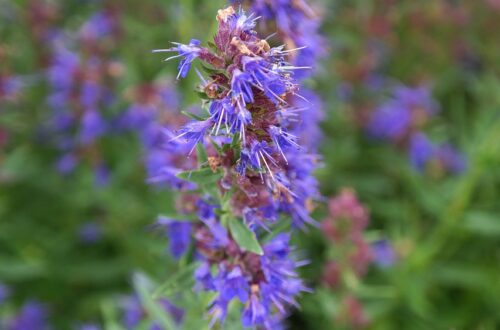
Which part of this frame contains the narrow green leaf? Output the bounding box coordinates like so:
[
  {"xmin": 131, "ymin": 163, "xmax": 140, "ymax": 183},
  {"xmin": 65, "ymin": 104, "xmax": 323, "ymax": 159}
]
[
  {"xmin": 153, "ymin": 262, "xmax": 199, "ymax": 298},
  {"xmin": 196, "ymin": 143, "xmax": 208, "ymax": 165},
  {"xmin": 200, "ymin": 63, "xmax": 226, "ymax": 76},
  {"xmin": 463, "ymin": 211, "xmax": 500, "ymax": 236},
  {"xmin": 101, "ymin": 300, "xmax": 125, "ymax": 330},
  {"xmin": 229, "ymin": 218, "xmax": 263, "ymax": 255},
  {"xmin": 157, "ymin": 213, "xmax": 198, "ymax": 222},
  {"xmin": 209, "ymin": 138, "xmax": 223, "ymax": 154},
  {"xmin": 176, "ymin": 167, "xmax": 222, "ymax": 184},
  {"xmin": 181, "ymin": 111, "xmax": 206, "ymax": 121},
  {"xmin": 195, "ymin": 91, "xmax": 210, "ymax": 100},
  {"xmin": 133, "ymin": 273, "xmax": 176, "ymax": 330}
]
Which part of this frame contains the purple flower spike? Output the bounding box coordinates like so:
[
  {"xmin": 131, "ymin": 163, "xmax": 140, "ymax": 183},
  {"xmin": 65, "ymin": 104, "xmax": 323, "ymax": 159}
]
[{"xmin": 150, "ymin": 6, "xmax": 322, "ymax": 328}]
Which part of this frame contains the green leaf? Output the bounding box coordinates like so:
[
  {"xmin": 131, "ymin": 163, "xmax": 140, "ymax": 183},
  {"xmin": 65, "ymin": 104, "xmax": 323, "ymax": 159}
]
[
  {"xmin": 209, "ymin": 138, "xmax": 223, "ymax": 154},
  {"xmin": 229, "ymin": 218, "xmax": 263, "ymax": 255},
  {"xmin": 196, "ymin": 143, "xmax": 208, "ymax": 165},
  {"xmin": 463, "ymin": 211, "xmax": 500, "ymax": 236},
  {"xmin": 101, "ymin": 300, "xmax": 125, "ymax": 330},
  {"xmin": 133, "ymin": 273, "xmax": 176, "ymax": 330},
  {"xmin": 181, "ymin": 111, "xmax": 206, "ymax": 121},
  {"xmin": 200, "ymin": 63, "xmax": 226, "ymax": 76},
  {"xmin": 195, "ymin": 91, "xmax": 210, "ymax": 100},
  {"xmin": 262, "ymin": 217, "xmax": 291, "ymax": 243},
  {"xmin": 176, "ymin": 167, "xmax": 222, "ymax": 184},
  {"xmin": 153, "ymin": 262, "xmax": 199, "ymax": 298},
  {"xmin": 157, "ymin": 213, "xmax": 199, "ymax": 222},
  {"xmin": 207, "ymin": 41, "xmax": 217, "ymax": 51}
]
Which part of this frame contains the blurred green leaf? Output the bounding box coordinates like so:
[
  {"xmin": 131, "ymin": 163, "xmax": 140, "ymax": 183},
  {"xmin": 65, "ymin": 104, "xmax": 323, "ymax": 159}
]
[
  {"xmin": 228, "ymin": 218, "xmax": 263, "ymax": 255},
  {"xmin": 176, "ymin": 167, "xmax": 222, "ymax": 184},
  {"xmin": 133, "ymin": 273, "xmax": 177, "ymax": 330},
  {"xmin": 463, "ymin": 211, "xmax": 500, "ymax": 236},
  {"xmin": 153, "ymin": 262, "xmax": 199, "ymax": 298}
]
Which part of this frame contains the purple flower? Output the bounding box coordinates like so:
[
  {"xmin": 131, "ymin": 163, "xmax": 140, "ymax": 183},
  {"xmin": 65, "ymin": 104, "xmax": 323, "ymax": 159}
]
[
  {"xmin": 194, "ymin": 262, "xmax": 216, "ymax": 291},
  {"xmin": 207, "ymin": 299, "xmax": 229, "ymax": 328},
  {"xmin": 368, "ymin": 101, "xmax": 411, "ymax": 140},
  {"xmin": 216, "ymin": 266, "xmax": 250, "ymax": 303},
  {"xmin": 0, "ymin": 76, "xmax": 23, "ymax": 100},
  {"xmin": 268, "ymin": 125, "xmax": 299, "ymax": 161},
  {"xmin": 79, "ymin": 110, "xmax": 107, "ymax": 145},
  {"xmin": 174, "ymin": 119, "xmax": 212, "ymax": 152},
  {"xmin": 56, "ymin": 153, "xmax": 78, "ymax": 174},
  {"xmin": 78, "ymin": 324, "xmax": 101, "ymax": 330},
  {"xmin": 158, "ymin": 299, "xmax": 185, "ymax": 325},
  {"xmin": 290, "ymin": 88, "xmax": 324, "ymax": 151},
  {"xmin": 48, "ymin": 48, "xmax": 79, "ymax": 91},
  {"xmin": 368, "ymin": 86, "xmax": 438, "ymax": 141},
  {"xmin": 409, "ymin": 133, "xmax": 467, "ymax": 174},
  {"xmin": 436, "ymin": 144, "xmax": 467, "ymax": 174},
  {"xmin": 249, "ymin": 141, "xmax": 277, "ymax": 175},
  {"xmin": 94, "ymin": 164, "xmax": 110, "ymax": 187},
  {"xmin": 0, "ymin": 282, "xmax": 9, "ymax": 304},
  {"xmin": 409, "ymin": 133, "xmax": 435, "ymax": 171},
  {"xmin": 78, "ymin": 222, "xmax": 103, "ymax": 244},
  {"xmin": 241, "ymin": 294, "xmax": 268, "ymax": 328},
  {"xmin": 392, "ymin": 86, "xmax": 438, "ymax": 115},
  {"xmin": 120, "ymin": 295, "xmax": 184, "ymax": 329},
  {"xmin": 7, "ymin": 301, "xmax": 50, "ymax": 330},
  {"xmin": 371, "ymin": 240, "xmax": 396, "ymax": 267},
  {"xmin": 241, "ymin": 56, "xmax": 287, "ymax": 103},
  {"xmin": 153, "ymin": 39, "xmax": 202, "ymax": 79},
  {"xmin": 156, "ymin": 217, "xmax": 192, "ymax": 259},
  {"xmin": 121, "ymin": 296, "xmax": 144, "ymax": 329},
  {"xmin": 80, "ymin": 11, "xmax": 115, "ymax": 41},
  {"xmin": 120, "ymin": 104, "xmax": 156, "ymax": 131},
  {"xmin": 209, "ymin": 98, "xmax": 235, "ymax": 135},
  {"xmin": 231, "ymin": 68, "xmax": 255, "ymax": 104},
  {"xmin": 193, "ymin": 230, "xmax": 308, "ymax": 328},
  {"xmin": 80, "ymin": 80, "xmax": 102, "ymax": 108}
]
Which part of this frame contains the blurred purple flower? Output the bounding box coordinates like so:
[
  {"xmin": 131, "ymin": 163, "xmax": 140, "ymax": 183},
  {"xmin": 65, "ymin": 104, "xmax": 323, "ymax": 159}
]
[
  {"xmin": 78, "ymin": 222, "xmax": 103, "ymax": 244},
  {"xmin": 78, "ymin": 324, "xmax": 101, "ymax": 330},
  {"xmin": 368, "ymin": 101, "xmax": 411, "ymax": 140},
  {"xmin": 368, "ymin": 86, "xmax": 438, "ymax": 141},
  {"xmin": 0, "ymin": 282, "xmax": 10, "ymax": 304},
  {"xmin": 0, "ymin": 76, "xmax": 23, "ymax": 101},
  {"xmin": 121, "ymin": 296, "xmax": 143, "ymax": 329},
  {"xmin": 409, "ymin": 133, "xmax": 467, "ymax": 174},
  {"xmin": 371, "ymin": 240, "xmax": 396, "ymax": 267},
  {"xmin": 409, "ymin": 133, "xmax": 435, "ymax": 171},
  {"xmin": 7, "ymin": 301, "xmax": 50, "ymax": 330},
  {"xmin": 79, "ymin": 110, "xmax": 107, "ymax": 145},
  {"xmin": 56, "ymin": 153, "xmax": 78, "ymax": 175},
  {"xmin": 153, "ymin": 39, "xmax": 202, "ymax": 79},
  {"xmin": 80, "ymin": 11, "xmax": 116, "ymax": 41},
  {"xmin": 436, "ymin": 143, "xmax": 467, "ymax": 174},
  {"xmin": 156, "ymin": 217, "xmax": 192, "ymax": 259},
  {"xmin": 94, "ymin": 164, "xmax": 110, "ymax": 187}
]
